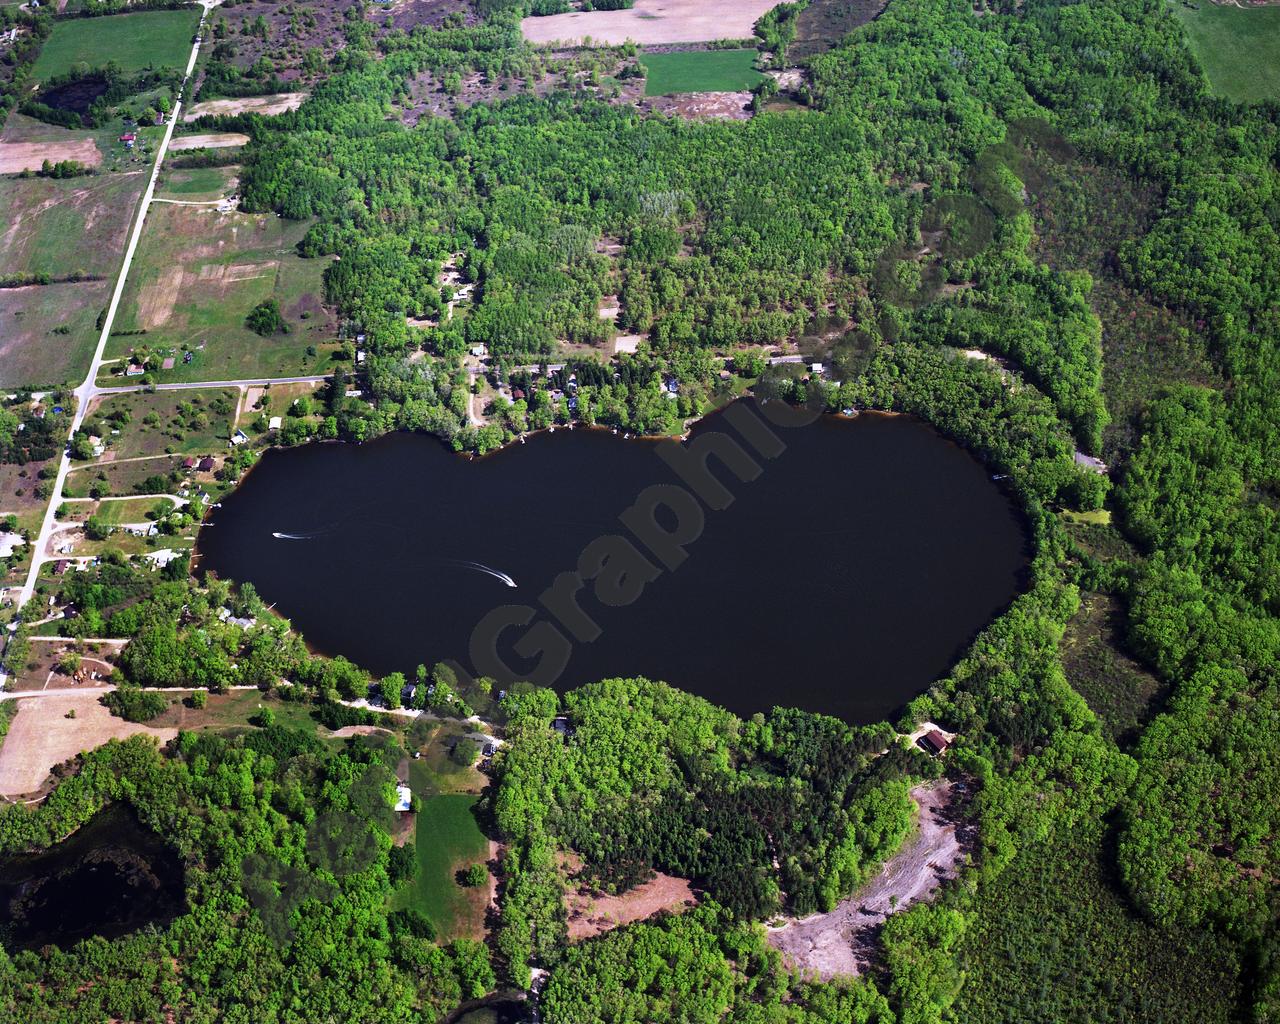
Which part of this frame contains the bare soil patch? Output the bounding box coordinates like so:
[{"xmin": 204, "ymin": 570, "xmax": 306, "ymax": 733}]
[
  {"xmin": 521, "ymin": 0, "xmax": 778, "ymax": 46},
  {"xmin": 767, "ymin": 779, "xmax": 974, "ymax": 979},
  {"xmin": 0, "ymin": 694, "xmax": 177, "ymax": 797},
  {"xmin": 647, "ymin": 90, "xmax": 753, "ymax": 119},
  {"xmin": 183, "ymin": 92, "xmax": 307, "ymax": 121},
  {"xmin": 0, "ymin": 139, "xmax": 101, "ymax": 174},
  {"xmin": 329, "ymin": 724, "xmax": 396, "ymax": 739},
  {"xmin": 566, "ymin": 871, "xmax": 697, "ymax": 941},
  {"xmin": 136, "ymin": 264, "xmax": 184, "ymax": 329},
  {"xmin": 169, "ymin": 133, "xmax": 250, "ymax": 152}
]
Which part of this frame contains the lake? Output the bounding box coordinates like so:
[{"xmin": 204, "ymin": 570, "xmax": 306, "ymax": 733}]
[
  {"xmin": 197, "ymin": 402, "xmax": 1029, "ymax": 724},
  {"xmin": 0, "ymin": 803, "xmax": 186, "ymax": 951}
]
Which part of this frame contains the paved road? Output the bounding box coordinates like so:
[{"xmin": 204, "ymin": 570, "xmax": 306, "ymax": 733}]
[
  {"xmin": 0, "ymin": 684, "xmax": 261, "ymax": 702},
  {"xmin": 95, "ymin": 375, "xmax": 332, "ymax": 397}
]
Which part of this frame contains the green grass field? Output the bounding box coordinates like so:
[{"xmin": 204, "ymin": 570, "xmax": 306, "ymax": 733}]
[
  {"xmin": 157, "ymin": 164, "xmax": 238, "ymax": 201},
  {"xmin": 392, "ymin": 794, "xmax": 490, "ymax": 941},
  {"xmin": 32, "ymin": 9, "xmax": 200, "ymax": 82},
  {"xmin": 643, "ymin": 49, "xmax": 763, "ymax": 96},
  {"xmin": 61, "ymin": 496, "xmax": 171, "ymax": 525},
  {"xmin": 1173, "ymin": 2, "xmax": 1280, "ymax": 103},
  {"xmin": 103, "ymin": 203, "xmax": 339, "ymax": 384}
]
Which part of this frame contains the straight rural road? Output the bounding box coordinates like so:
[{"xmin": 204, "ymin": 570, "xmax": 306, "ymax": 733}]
[
  {"xmin": 95, "ymin": 375, "xmax": 332, "ymax": 397},
  {"xmin": 4, "ymin": 0, "xmax": 226, "ymax": 678}
]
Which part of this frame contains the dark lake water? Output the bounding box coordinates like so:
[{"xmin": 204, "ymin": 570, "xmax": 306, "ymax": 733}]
[
  {"xmin": 198, "ymin": 402, "xmax": 1029, "ymax": 724},
  {"xmin": 0, "ymin": 803, "xmax": 185, "ymax": 951}
]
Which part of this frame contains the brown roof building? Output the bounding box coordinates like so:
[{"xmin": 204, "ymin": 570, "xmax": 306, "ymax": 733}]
[{"xmin": 919, "ymin": 730, "xmax": 951, "ymax": 756}]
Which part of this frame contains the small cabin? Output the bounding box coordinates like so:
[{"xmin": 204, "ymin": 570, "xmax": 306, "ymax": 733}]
[{"xmin": 919, "ymin": 729, "xmax": 951, "ymax": 756}]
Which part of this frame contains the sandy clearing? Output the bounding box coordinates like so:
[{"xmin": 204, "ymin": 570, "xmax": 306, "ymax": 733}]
[
  {"xmin": 169, "ymin": 132, "xmax": 250, "ymax": 152},
  {"xmin": 649, "ymin": 90, "xmax": 753, "ymax": 120},
  {"xmin": 566, "ymin": 871, "xmax": 697, "ymax": 941},
  {"xmin": 767, "ymin": 779, "xmax": 973, "ymax": 979},
  {"xmin": 521, "ymin": 0, "xmax": 779, "ymax": 45},
  {"xmin": 183, "ymin": 92, "xmax": 307, "ymax": 121},
  {"xmin": 0, "ymin": 693, "xmax": 177, "ymax": 797},
  {"xmin": 0, "ymin": 139, "xmax": 102, "ymax": 174},
  {"xmin": 328, "ymin": 724, "xmax": 396, "ymax": 738}
]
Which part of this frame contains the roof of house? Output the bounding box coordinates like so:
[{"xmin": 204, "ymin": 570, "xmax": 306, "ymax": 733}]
[{"xmin": 920, "ymin": 729, "xmax": 950, "ymax": 753}]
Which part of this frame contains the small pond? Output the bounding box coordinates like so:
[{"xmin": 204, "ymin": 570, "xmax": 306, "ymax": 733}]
[
  {"xmin": 198, "ymin": 402, "xmax": 1030, "ymax": 724},
  {"xmin": 0, "ymin": 803, "xmax": 185, "ymax": 951}
]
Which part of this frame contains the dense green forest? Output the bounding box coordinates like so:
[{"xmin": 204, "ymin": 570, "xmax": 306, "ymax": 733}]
[{"xmin": 3, "ymin": 0, "xmax": 1279, "ymax": 1019}]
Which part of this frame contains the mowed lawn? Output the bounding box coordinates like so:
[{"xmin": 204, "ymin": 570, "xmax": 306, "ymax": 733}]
[
  {"xmin": 1173, "ymin": 2, "xmax": 1280, "ymax": 103},
  {"xmin": 392, "ymin": 794, "xmax": 490, "ymax": 941},
  {"xmin": 105, "ymin": 203, "xmax": 339, "ymax": 383},
  {"xmin": 156, "ymin": 164, "xmax": 238, "ymax": 202},
  {"xmin": 32, "ymin": 9, "xmax": 200, "ymax": 81},
  {"xmin": 643, "ymin": 49, "xmax": 763, "ymax": 96},
  {"xmin": 82, "ymin": 496, "xmax": 174, "ymax": 525}
]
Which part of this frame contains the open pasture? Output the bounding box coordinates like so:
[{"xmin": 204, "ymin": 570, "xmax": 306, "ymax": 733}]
[
  {"xmin": 0, "ymin": 165, "xmax": 145, "ymax": 387},
  {"xmin": 63, "ymin": 454, "xmax": 187, "ymax": 499},
  {"xmin": 521, "ymin": 0, "xmax": 779, "ymax": 46},
  {"xmin": 0, "ymin": 282, "xmax": 108, "ymax": 388},
  {"xmin": 0, "ymin": 173, "xmax": 142, "ymax": 278}
]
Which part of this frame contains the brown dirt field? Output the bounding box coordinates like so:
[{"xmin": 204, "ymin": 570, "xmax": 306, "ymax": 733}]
[
  {"xmin": 766, "ymin": 779, "xmax": 974, "ymax": 979},
  {"xmin": 566, "ymin": 871, "xmax": 697, "ymax": 941},
  {"xmin": 169, "ymin": 133, "xmax": 250, "ymax": 152},
  {"xmin": 0, "ymin": 694, "xmax": 177, "ymax": 797},
  {"xmin": 0, "ymin": 139, "xmax": 102, "ymax": 174},
  {"xmin": 136, "ymin": 264, "xmax": 184, "ymax": 329},
  {"xmin": 183, "ymin": 92, "xmax": 307, "ymax": 121},
  {"xmin": 521, "ymin": 0, "xmax": 777, "ymax": 45}
]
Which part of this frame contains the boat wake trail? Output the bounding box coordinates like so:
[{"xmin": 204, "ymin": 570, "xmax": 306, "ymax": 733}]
[
  {"xmin": 451, "ymin": 560, "xmax": 517, "ymax": 588},
  {"xmin": 271, "ymin": 525, "xmax": 338, "ymax": 541}
]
